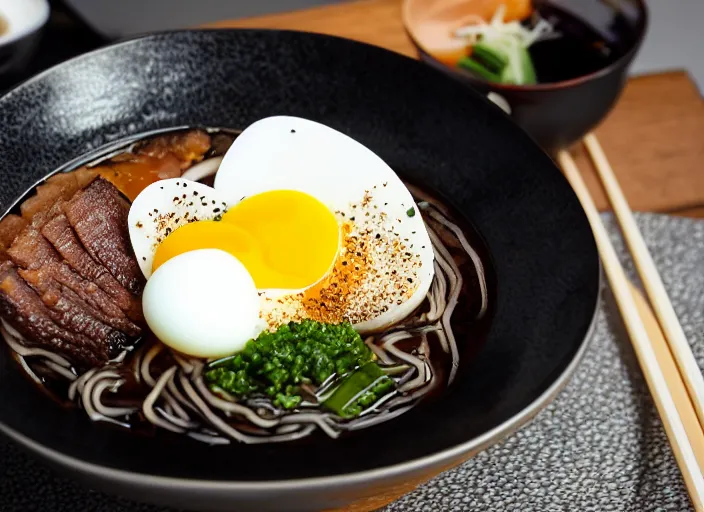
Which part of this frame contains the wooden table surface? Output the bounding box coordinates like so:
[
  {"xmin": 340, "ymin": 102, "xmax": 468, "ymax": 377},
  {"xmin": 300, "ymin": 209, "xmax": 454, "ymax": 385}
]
[{"xmin": 208, "ymin": 0, "xmax": 704, "ymax": 218}]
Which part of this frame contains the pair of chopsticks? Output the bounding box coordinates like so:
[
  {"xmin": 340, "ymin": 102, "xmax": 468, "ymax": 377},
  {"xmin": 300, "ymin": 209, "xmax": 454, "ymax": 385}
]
[{"xmin": 557, "ymin": 136, "xmax": 704, "ymax": 511}]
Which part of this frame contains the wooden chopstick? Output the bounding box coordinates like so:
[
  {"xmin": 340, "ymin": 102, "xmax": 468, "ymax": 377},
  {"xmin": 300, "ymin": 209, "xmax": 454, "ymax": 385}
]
[
  {"xmin": 557, "ymin": 150, "xmax": 704, "ymax": 510},
  {"xmin": 583, "ymin": 133, "xmax": 704, "ymax": 431},
  {"xmin": 629, "ymin": 281, "xmax": 704, "ymax": 472}
]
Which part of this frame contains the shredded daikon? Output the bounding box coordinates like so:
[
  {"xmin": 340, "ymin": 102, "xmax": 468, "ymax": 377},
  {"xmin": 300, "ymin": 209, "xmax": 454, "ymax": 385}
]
[{"xmin": 453, "ymin": 4, "xmax": 557, "ymax": 50}]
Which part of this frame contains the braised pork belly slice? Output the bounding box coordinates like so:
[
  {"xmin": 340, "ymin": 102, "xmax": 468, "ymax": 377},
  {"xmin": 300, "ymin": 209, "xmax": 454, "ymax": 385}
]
[
  {"xmin": 0, "ymin": 261, "xmax": 110, "ymax": 367},
  {"xmin": 7, "ymin": 227, "xmax": 141, "ymax": 337},
  {"xmin": 63, "ymin": 177, "xmax": 145, "ymax": 295},
  {"xmin": 42, "ymin": 214, "xmax": 143, "ymax": 323},
  {"xmin": 136, "ymin": 129, "xmax": 211, "ymax": 167},
  {"xmin": 19, "ymin": 266, "xmax": 128, "ymax": 357}
]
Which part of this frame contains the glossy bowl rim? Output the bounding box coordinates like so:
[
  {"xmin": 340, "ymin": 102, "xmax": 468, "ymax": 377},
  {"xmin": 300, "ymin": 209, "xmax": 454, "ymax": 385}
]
[{"xmin": 401, "ymin": 0, "xmax": 649, "ymax": 92}]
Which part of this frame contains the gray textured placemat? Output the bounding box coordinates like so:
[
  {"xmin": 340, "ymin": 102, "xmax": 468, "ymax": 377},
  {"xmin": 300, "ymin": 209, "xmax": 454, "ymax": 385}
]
[{"xmin": 1, "ymin": 213, "xmax": 702, "ymax": 512}]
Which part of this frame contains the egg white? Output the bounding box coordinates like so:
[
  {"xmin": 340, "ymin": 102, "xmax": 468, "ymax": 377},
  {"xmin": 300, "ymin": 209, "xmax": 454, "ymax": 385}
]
[
  {"xmin": 128, "ymin": 178, "xmax": 229, "ymax": 279},
  {"xmin": 142, "ymin": 249, "xmax": 262, "ymax": 358}
]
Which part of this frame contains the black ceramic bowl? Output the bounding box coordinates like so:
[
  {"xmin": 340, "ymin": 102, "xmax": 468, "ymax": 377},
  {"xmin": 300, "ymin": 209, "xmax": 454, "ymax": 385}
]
[
  {"xmin": 0, "ymin": 30, "xmax": 599, "ymax": 512},
  {"xmin": 403, "ymin": 0, "xmax": 648, "ymax": 152}
]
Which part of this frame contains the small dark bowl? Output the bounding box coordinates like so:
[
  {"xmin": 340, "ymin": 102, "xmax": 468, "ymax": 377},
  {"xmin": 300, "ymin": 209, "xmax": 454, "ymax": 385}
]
[
  {"xmin": 0, "ymin": 0, "xmax": 49, "ymax": 87},
  {"xmin": 404, "ymin": 0, "xmax": 648, "ymax": 152}
]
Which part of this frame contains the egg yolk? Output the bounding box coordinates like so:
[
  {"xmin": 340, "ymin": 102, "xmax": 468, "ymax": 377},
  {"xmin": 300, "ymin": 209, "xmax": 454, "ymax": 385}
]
[
  {"xmin": 152, "ymin": 190, "xmax": 339, "ymax": 290},
  {"xmin": 152, "ymin": 221, "xmax": 264, "ymax": 276},
  {"xmin": 222, "ymin": 190, "xmax": 340, "ymax": 289}
]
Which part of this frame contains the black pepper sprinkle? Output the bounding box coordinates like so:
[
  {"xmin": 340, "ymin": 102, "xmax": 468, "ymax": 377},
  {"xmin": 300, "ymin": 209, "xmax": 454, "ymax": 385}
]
[
  {"xmin": 142, "ymin": 257, "xmax": 146, "ymax": 261},
  {"xmin": 136, "ymin": 221, "xmax": 143, "ymax": 228},
  {"xmin": 183, "ymin": 183, "xmax": 187, "ymax": 187},
  {"xmin": 291, "ymin": 129, "xmax": 296, "ymax": 133},
  {"xmin": 176, "ymin": 182, "xmax": 180, "ymax": 185},
  {"xmin": 342, "ymin": 261, "xmax": 348, "ymax": 266},
  {"xmin": 407, "ymin": 278, "xmax": 413, "ymax": 283},
  {"xmin": 160, "ymin": 186, "xmax": 164, "ymax": 190},
  {"xmin": 153, "ymin": 209, "xmax": 158, "ymax": 213},
  {"xmin": 193, "ymin": 191, "xmax": 199, "ymax": 196},
  {"xmin": 375, "ymin": 234, "xmax": 381, "ymax": 239},
  {"xmin": 182, "ymin": 194, "xmax": 187, "ymax": 199},
  {"xmin": 350, "ymin": 216, "xmax": 355, "ymax": 221},
  {"xmin": 213, "ymin": 208, "xmax": 221, "ymax": 213}
]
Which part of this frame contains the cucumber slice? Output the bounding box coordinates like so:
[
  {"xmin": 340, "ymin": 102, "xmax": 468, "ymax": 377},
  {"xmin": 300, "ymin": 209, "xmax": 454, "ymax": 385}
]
[
  {"xmin": 499, "ymin": 43, "xmax": 537, "ymax": 85},
  {"xmin": 471, "ymin": 41, "xmax": 510, "ymax": 74},
  {"xmin": 458, "ymin": 56, "xmax": 503, "ymax": 82}
]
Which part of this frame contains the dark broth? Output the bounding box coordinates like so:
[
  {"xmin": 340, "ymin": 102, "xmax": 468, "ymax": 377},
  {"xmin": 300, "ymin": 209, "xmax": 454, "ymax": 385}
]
[{"xmin": 530, "ymin": 0, "xmax": 643, "ymax": 83}]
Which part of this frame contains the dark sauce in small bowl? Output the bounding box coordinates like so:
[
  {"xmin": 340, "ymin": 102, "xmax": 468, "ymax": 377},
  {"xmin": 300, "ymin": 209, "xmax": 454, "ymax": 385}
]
[{"xmin": 529, "ymin": 0, "xmax": 642, "ymax": 84}]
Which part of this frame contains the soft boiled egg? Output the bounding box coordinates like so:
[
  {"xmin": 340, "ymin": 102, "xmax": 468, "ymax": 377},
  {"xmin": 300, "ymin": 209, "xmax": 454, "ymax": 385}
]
[
  {"xmin": 215, "ymin": 116, "xmax": 435, "ymax": 333},
  {"xmin": 128, "ymin": 116, "xmax": 435, "ymax": 357},
  {"xmin": 142, "ymin": 249, "xmax": 261, "ymax": 357}
]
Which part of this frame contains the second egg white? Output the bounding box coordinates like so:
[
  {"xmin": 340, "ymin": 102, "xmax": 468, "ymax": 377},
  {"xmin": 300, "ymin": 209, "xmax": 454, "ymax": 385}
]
[{"xmin": 142, "ymin": 249, "xmax": 263, "ymax": 358}]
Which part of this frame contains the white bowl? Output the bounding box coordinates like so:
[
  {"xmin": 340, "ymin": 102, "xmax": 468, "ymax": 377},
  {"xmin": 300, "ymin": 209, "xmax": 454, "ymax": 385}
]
[{"xmin": 0, "ymin": 0, "xmax": 50, "ymax": 77}]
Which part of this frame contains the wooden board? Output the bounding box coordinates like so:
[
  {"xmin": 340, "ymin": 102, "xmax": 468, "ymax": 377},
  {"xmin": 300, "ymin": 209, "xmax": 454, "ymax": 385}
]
[{"xmin": 207, "ymin": 0, "xmax": 704, "ymax": 218}]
